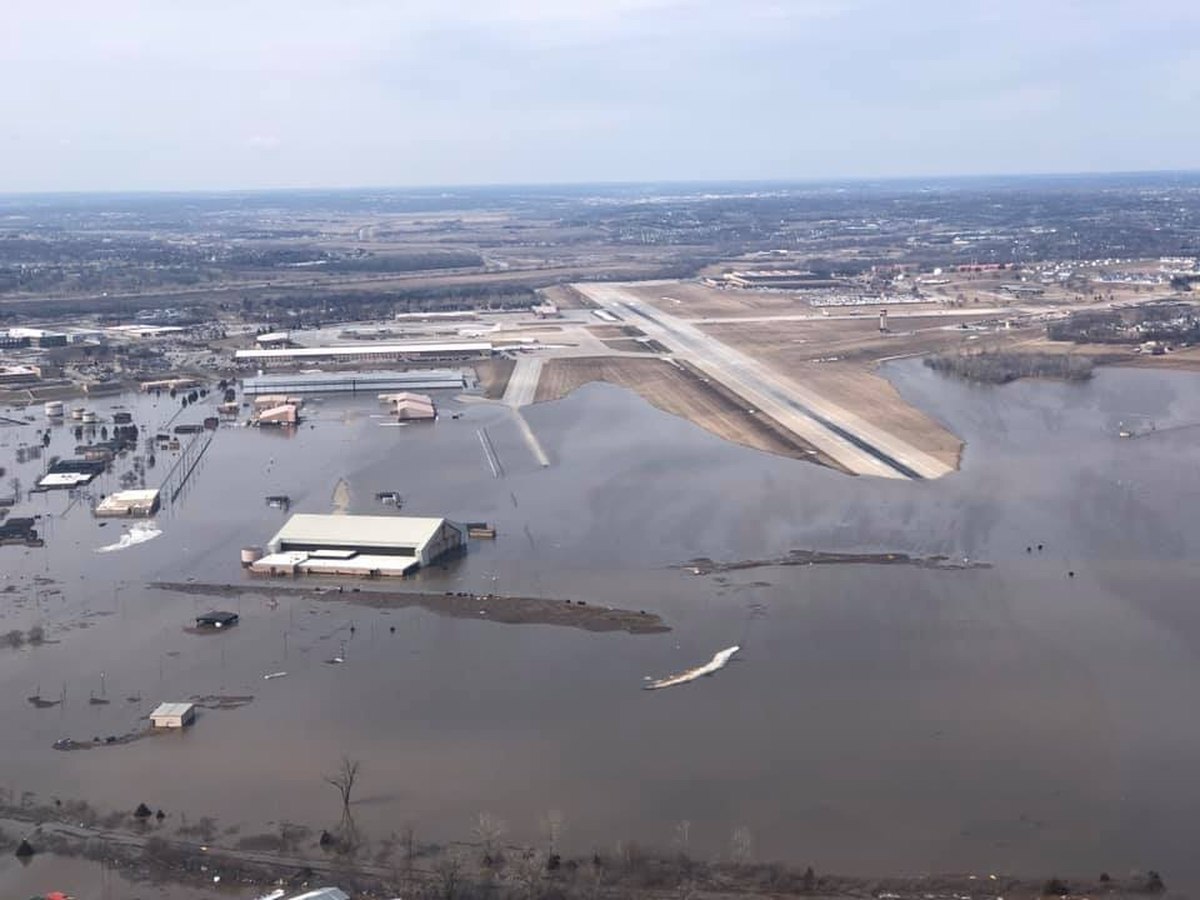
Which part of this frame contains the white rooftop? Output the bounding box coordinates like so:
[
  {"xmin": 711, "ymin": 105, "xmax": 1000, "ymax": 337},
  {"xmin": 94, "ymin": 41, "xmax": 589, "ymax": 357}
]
[
  {"xmin": 38, "ymin": 472, "xmax": 94, "ymax": 487},
  {"xmin": 104, "ymin": 489, "xmax": 160, "ymax": 502},
  {"xmin": 150, "ymin": 702, "xmax": 194, "ymax": 718},
  {"xmin": 271, "ymin": 514, "xmax": 450, "ymax": 551},
  {"xmin": 235, "ymin": 341, "xmax": 491, "ymax": 359}
]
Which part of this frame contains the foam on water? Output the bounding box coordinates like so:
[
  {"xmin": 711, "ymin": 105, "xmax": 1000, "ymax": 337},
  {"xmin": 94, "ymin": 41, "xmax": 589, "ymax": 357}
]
[{"xmin": 95, "ymin": 520, "xmax": 162, "ymax": 553}]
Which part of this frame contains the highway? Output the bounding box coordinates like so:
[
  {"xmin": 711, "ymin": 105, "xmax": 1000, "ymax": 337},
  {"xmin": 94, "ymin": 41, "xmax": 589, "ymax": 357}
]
[{"xmin": 573, "ymin": 283, "xmax": 955, "ymax": 480}]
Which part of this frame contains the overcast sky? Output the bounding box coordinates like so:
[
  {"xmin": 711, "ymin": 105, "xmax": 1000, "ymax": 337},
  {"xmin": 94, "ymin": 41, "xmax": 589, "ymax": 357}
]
[{"xmin": 3, "ymin": 0, "xmax": 1197, "ymax": 192}]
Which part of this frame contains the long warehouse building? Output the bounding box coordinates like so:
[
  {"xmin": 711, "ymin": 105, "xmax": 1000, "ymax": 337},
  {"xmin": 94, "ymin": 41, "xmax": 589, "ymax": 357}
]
[
  {"xmin": 243, "ymin": 370, "xmax": 466, "ymax": 394},
  {"xmin": 235, "ymin": 341, "xmax": 492, "ymax": 367}
]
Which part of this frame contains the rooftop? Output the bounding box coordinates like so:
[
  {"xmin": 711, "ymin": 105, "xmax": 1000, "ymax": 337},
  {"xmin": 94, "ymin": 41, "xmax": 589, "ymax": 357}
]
[
  {"xmin": 271, "ymin": 513, "xmax": 451, "ymax": 550},
  {"xmin": 150, "ymin": 702, "xmax": 195, "ymax": 718},
  {"xmin": 235, "ymin": 341, "xmax": 491, "ymax": 359}
]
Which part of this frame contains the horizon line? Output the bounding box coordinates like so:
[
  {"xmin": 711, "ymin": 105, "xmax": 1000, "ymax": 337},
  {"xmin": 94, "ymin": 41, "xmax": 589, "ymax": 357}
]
[{"xmin": 2, "ymin": 168, "xmax": 1199, "ymax": 200}]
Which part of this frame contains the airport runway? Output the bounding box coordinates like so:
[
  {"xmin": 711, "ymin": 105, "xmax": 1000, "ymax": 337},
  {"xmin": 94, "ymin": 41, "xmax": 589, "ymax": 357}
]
[
  {"xmin": 573, "ymin": 283, "xmax": 955, "ymax": 480},
  {"xmin": 504, "ymin": 356, "xmax": 544, "ymax": 407}
]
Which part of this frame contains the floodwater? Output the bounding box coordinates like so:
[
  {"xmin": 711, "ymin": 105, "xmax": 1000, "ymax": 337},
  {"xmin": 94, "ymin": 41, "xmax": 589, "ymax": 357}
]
[{"xmin": 3, "ymin": 362, "xmax": 1200, "ymax": 893}]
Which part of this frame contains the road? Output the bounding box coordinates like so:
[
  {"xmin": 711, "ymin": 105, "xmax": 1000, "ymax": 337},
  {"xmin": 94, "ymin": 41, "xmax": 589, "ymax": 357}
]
[{"xmin": 573, "ymin": 283, "xmax": 954, "ymax": 480}]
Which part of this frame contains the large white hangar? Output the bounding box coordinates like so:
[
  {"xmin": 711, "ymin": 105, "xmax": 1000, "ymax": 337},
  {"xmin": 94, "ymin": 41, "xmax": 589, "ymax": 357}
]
[{"xmin": 249, "ymin": 513, "xmax": 465, "ymax": 578}]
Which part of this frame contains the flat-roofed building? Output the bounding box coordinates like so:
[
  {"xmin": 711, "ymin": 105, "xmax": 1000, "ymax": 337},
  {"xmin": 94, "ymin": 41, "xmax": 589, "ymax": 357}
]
[
  {"xmin": 94, "ymin": 489, "xmax": 161, "ymax": 517},
  {"xmin": 150, "ymin": 702, "xmax": 196, "ymax": 728},
  {"xmin": 249, "ymin": 513, "xmax": 464, "ymax": 577},
  {"xmin": 243, "ymin": 370, "xmax": 466, "ymax": 395},
  {"xmin": 235, "ymin": 341, "xmax": 491, "ymax": 367}
]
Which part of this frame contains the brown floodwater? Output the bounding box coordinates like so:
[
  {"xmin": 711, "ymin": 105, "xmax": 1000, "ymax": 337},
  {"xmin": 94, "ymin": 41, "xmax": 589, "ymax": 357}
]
[{"xmin": 3, "ymin": 362, "xmax": 1200, "ymax": 893}]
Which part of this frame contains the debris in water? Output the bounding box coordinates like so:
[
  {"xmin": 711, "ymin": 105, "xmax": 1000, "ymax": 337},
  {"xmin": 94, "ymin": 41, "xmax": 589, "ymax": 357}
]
[
  {"xmin": 644, "ymin": 645, "xmax": 739, "ymax": 690},
  {"xmin": 95, "ymin": 520, "xmax": 162, "ymax": 553}
]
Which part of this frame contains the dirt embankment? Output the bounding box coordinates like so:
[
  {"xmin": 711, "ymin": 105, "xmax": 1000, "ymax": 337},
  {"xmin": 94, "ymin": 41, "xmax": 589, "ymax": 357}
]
[
  {"xmin": 150, "ymin": 581, "xmax": 669, "ymax": 635},
  {"xmin": 534, "ymin": 356, "xmax": 843, "ymax": 468},
  {"xmin": 473, "ymin": 357, "xmax": 517, "ymax": 399}
]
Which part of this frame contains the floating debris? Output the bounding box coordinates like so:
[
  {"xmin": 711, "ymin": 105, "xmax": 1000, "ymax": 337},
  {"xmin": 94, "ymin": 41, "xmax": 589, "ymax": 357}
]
[{"xmin": 645, "ymin": 645, "xmax": 739, "ymax": 691}]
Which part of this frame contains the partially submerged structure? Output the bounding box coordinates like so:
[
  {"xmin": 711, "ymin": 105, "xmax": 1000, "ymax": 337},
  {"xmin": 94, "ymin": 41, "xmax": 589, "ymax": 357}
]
[
  {"xmin": 249, "ymin": 513, "xmax": 464, "ymax": 578},
  {"xmin": 253, "ymin": 403, "xmax": 299, "ymax": 426},
  {"xmin": 196, "ymin": 611, "xmax": 239, "ymax": 629},
  {"xmin": 37, "ymin": 459, "xmax": 106, "ymax": 490},
  {"xmin": 149, "ymin": 702, "xmax": 196, "ymax": 728},
  {"xmin": 378, "ymin": 390, "xmax": 436, "ymax": 420},
  {"xmin": 95, "ymin": 489, "xmax": 160, "ymax": 517}
]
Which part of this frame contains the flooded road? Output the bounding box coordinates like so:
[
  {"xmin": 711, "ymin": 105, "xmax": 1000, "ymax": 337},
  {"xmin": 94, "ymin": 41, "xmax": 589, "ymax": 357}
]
[{"xmin": 3, "ymin": 363, "xmax": 1200, "ymax": 891}]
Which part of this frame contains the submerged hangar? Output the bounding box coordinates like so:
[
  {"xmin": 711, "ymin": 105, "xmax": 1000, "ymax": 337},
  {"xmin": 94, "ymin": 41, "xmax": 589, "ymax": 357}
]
[{"xmin": 248, "ymin": 513, "xmax": 465, "ymax": 578}]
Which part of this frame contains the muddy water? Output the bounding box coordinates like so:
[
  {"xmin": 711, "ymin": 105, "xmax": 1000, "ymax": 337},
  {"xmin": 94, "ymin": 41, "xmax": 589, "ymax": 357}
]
[{"xmin": 3, "ymin": 364, "xmax": 1200, "ymax": 890}]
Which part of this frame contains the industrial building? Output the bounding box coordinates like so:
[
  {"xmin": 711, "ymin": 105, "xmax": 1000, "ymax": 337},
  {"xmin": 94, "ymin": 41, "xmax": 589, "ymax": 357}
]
[
  {"xmin": 253, "ymin": 403, "xmax": 299, "ymax": 426},
  {"xmin": 37, "ymin": 458, "xmax": 106, "ymax": 489},
  {"xmin": 0, "ymin": 364, "xmax": 41, "ymax": 385},
  {"xmin": 722, "ymin": 270, "xmax": 839, "ymax": 289},
  {"xmin": 249, "ymin": 513, "xmax": 465, "ymax": 578},
  {"xmin": 242, "ymin": 370, "xmax": 467, "ymax": 395},
  {"xmin": 234, "ymin": 340, "xmax": 492, "ymax": 367},
  {"xmin": 379, "ymin": 391, "xmax": 436, "ymax": 420},
  {"xmin": 149, "ymin": 702, "xmax": 196, "ymax": 728},
  {"xmin": 94, "ymin": 489, "xmax": 160, "ymax": 517}
]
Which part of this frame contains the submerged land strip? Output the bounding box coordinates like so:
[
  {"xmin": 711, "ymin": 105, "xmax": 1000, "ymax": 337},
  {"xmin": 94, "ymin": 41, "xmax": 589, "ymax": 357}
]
[
  {"xmin": 681, "ymin": 549, "xmax": 991, "ymax": 575},
  {"xmin": 150, "ymin": 581, "xmax": 670, "ymax": 634}
]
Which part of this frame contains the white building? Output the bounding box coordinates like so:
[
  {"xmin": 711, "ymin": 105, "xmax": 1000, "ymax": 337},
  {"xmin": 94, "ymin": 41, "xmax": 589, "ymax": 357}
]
[
  {"xmin": 250, "ymin": 513, "xmax": 465, "ymax": 577},
  {"xmin": 95, "ymin": 489, "xmax": 161, "ymax": 517},
  {"xmin": 150, "ymin": 702, "xmax": 196, "ymax": 728}
]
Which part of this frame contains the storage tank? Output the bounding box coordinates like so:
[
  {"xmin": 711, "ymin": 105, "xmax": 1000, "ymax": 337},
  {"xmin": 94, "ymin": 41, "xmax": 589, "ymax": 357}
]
[
  {"xmin": 240, "ymin": 546, "xmax": 263, "ymax": 567},
  {"xmin": 44, "ymin": 401, "xmax": 65, "ymax": 418}
]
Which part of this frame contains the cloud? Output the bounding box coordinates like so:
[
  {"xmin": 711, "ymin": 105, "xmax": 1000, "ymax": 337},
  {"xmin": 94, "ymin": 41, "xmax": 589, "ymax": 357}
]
[{"xmin": 0, "ymin": 0, "xmax": 1195, "ymax": 190}]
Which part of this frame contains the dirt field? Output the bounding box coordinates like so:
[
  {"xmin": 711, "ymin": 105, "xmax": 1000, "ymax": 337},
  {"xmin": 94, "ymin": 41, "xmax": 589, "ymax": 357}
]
[
  {"xmin": 601, "ymin": 338, "xmax": 654, "ymax": 352},
  {"xmin": 694, "ymin": 316, "xmax": 1020, "ymax": 469},
  {"xmin": 534, "ymin": 356, "xmax": 844, "ymax": 468},
  {"xmin": 472, "ymin": 357, "xmax": 516, "ymax": 399}
]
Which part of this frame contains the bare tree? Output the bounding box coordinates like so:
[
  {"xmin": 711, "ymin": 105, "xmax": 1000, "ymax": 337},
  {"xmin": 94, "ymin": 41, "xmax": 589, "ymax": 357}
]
[
  {"xmin": 673, "ymin": 819, "xmax": 691, "ymax": 857},
  {"xmin": 473, "ymin": 810, "xmax": 506, "ymax": 863},
  {"xmin": 435, "ymin": 847, "xmax": 466, "ymax": 900},
  {"xmin": 540, "ymin": 809, "xmax": 565, "ymax": 856},
  {"xmin": 730, "ymin": 825, "xmax": 753, "ymax": 864},
  {"xmin": 324, "ymin": 756, "xmax": 360, "ymax": 817},
  {"xmin": 323, "ymin": 756, "xmax": 361, "ymax": 848},
  {"xmin": 509, "ymin": 845, "xmax": 545, "ymax": 899}
]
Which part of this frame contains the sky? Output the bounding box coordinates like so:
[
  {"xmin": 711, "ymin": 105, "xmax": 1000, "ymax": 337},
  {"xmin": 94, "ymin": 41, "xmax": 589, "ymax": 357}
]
[{"xmin": 2, "ymin": 0, "xmax": 1198, "ymax": 192}]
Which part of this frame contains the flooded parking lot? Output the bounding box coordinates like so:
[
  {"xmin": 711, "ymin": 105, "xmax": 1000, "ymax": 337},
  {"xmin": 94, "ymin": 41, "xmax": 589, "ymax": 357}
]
[{"xmin": 4, "ymin": 362, "xmax": 1200, "ymax": 891}]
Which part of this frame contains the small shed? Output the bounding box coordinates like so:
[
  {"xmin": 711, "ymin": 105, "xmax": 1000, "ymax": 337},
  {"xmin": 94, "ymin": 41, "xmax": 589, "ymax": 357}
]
[
  {"xmin": 196, "ymin": 611, "xmax": 239, "ymax": 629},
  {"xmin": 150, "ymin": 702, "xmax": 196, "ymax": 729}
]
